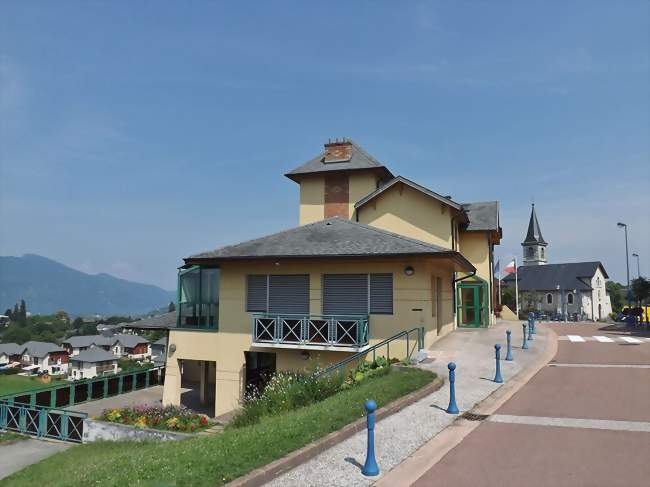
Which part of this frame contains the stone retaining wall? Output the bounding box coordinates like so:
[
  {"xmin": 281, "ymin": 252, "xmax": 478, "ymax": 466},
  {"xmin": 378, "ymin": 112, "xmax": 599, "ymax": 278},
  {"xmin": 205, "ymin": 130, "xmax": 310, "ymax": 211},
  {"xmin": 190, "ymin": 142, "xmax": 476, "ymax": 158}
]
[{"xmin": 82, "ymin": 419, "xmax": 192, "ymax": 443}]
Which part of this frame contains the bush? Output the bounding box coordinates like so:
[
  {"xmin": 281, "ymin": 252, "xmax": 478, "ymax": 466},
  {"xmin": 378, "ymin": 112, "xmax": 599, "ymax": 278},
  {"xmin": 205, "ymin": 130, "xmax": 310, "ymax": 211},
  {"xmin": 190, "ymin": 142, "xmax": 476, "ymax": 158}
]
[
  {"xmin": 231, "ymin": 356, "xmax": 398, "ymax": 428},
  {"xmin": 99, "ymin": 405, "xmax": 210, "ymax": 433}
]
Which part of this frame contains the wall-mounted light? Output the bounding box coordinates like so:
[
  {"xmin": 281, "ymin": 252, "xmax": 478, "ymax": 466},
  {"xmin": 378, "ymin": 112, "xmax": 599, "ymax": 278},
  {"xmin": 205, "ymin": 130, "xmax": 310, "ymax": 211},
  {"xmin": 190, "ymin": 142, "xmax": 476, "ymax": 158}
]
[
  {"xmin": 274, "ymin": 262, "xmax": 281, "ymax": 266},
  {"xmin": 168, "ymin": 344, "xmax": 176, "ymax": 356},
  {"xmin": 404, "ymin": 266, "xmax": 415, "ymax": 276}
]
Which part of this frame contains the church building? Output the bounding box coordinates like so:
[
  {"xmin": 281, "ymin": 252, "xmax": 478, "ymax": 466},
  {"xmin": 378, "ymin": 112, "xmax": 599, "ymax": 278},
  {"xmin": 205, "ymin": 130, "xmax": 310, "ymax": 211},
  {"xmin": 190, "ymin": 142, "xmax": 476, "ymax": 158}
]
[{"xmin": 503, "ymin": 204, "xmax": 612, "ymax": 321}]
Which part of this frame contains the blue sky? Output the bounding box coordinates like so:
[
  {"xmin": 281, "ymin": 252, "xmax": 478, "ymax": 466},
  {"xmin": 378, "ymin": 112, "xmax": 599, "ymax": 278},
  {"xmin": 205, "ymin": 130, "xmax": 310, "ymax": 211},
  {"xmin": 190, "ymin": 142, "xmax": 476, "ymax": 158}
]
[{"xmin": 1, "ymin": 1, "xmax": 648, "ymax": 290}]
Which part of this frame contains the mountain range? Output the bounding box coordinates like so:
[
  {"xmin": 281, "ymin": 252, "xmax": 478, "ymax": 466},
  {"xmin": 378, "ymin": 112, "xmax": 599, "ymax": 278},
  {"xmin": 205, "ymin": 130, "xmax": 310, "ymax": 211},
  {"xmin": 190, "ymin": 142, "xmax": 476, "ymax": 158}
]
[{"xmin": 0, "ymin": 254, "xmax": 175, "ymax": 316}]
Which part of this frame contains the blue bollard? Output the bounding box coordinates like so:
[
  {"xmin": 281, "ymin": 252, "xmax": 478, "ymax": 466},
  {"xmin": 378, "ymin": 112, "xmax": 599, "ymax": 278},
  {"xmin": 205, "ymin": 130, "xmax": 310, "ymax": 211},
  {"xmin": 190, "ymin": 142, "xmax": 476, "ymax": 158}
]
[
  {"xmin": 361, "ymin": 400, "xmax": 380, "ymax": 477},
  {"xmin": 522, "ymin": 323, "xmax": 529, "ymax": 349},
  {"xmin": 446, "ymin": 362, "xmax": 459, "ymax": 414},
  {"xmin": 527, "ymin": 320, "xmax": 534, "ymax": 340},
  {"xmin": 528, "ymin": 312, "xmax": 536, "ymax": 335},
  {"xmin": 494, "ymin": 344, "xmax": 504, "ymax": 383},
  {"xmin": 505, "ymin": 330, "xmax": 513, "ymax": 361}
]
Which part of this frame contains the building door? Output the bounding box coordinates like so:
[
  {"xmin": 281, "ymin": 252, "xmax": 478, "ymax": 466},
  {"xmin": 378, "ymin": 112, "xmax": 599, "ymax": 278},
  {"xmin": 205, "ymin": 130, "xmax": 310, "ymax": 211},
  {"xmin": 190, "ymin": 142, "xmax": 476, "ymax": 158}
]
[
  {"xmin": 458, "ymin": 283, "xmax": 484, "ymax": 327},
  {"xmin": 244, "ymin": 351, "xmax": 276, "ymax": 394}
]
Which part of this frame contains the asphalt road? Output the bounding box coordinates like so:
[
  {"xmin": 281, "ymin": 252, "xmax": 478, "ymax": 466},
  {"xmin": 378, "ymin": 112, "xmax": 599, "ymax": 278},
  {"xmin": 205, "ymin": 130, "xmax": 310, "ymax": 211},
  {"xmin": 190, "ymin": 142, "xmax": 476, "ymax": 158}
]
[{"xmin": 412, "ymin": 322, "xmax": 650, "ymax": 487}]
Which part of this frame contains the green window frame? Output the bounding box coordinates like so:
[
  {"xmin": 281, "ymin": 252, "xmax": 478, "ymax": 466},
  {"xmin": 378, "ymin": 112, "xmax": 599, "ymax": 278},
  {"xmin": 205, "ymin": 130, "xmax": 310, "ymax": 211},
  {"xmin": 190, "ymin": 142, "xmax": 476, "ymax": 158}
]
[{"xmin": 177, "ymin": 266, "xmax": 220, "ymax": 330}]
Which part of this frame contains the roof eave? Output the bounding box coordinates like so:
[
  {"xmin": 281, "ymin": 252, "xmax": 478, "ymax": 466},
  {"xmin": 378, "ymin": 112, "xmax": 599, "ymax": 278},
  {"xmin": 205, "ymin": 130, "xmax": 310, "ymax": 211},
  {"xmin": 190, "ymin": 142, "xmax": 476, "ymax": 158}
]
[{"xmin": 284, "ymin": 165, "xmax": 393, "ymax": 184}]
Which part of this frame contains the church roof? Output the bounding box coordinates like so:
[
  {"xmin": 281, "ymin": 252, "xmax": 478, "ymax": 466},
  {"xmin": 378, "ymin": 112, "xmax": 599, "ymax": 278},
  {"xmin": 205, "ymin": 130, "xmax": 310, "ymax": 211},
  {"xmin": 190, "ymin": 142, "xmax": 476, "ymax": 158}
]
[
  {"xmin": 523, "ymin": 204, "xmax": 546, "ymax": 245},
  {"xmin": 502, "ymin": 261, "xmax": 608, "ymax": 291}
]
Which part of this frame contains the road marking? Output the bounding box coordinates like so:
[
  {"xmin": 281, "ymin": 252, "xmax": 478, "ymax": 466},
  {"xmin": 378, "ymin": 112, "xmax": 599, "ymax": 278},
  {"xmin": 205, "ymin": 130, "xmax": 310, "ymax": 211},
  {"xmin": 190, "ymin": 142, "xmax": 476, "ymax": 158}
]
[
  {"xmin": 593, "ymin": 336, "xmax": 614, "ymax": 343},
  {"xmin": 567, "ymin": 335, "xmax": 586, "ymax": 342},
  {"xmin": 488, "ymin": 414, "xmax": 650, "ymax": 433},
  {"xmin": 620, "ymin": 337, "xmax": 643, "ymax": 343},
  {"xmin": 549, "ymin": 363, "xmax": 650, "ymax": 369}
]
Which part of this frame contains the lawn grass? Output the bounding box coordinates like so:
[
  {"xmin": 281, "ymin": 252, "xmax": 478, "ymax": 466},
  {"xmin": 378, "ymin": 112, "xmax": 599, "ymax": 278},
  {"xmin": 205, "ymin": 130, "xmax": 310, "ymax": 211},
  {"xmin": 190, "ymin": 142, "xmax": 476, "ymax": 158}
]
[
  {"xmin": 0, "ymin": 375, "xmax": 48, "ymax": 396},
  {"xmin": 0, "ymin": 431, "xmax": 27, "ymax": 444},
  {"xmin": 5, "ymin": 368, "xmax": 434, "ymax": 487}
]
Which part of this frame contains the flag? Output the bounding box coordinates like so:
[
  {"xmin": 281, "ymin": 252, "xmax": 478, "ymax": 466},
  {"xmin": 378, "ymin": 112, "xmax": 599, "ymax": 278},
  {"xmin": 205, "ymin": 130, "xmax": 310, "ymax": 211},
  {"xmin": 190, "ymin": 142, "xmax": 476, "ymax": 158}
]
[
  {"xmin": 504, "ymin": 260, "xmax": 516, "ymax": 275},
  {"xmin": 494, "ymin": 259, "xmax": 500, "ymax": 276}
]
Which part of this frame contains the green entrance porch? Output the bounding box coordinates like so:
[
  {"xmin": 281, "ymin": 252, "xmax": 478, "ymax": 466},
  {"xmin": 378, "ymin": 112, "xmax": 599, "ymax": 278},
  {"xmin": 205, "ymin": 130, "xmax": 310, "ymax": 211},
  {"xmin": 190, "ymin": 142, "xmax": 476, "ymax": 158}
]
[{"xmin": 456, "ymin": 278, "xmax": 489, "ymax": 328}]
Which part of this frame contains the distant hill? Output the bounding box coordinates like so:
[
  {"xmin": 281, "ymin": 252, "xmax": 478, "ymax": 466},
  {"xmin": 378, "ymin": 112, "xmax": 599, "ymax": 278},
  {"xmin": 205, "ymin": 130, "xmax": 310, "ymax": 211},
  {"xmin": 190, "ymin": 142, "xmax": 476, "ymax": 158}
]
[{"xmin": 0, "ymin": 254, "xmax": 175, "ymax": 316}]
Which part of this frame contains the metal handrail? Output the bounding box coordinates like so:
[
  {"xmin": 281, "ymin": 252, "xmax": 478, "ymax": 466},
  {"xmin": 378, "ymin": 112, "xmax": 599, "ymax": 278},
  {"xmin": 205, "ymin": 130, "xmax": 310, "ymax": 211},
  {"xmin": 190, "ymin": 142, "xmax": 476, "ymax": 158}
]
[{"xmin": 315, "ymin": 326, "xmax": 424, "ymax": 379}]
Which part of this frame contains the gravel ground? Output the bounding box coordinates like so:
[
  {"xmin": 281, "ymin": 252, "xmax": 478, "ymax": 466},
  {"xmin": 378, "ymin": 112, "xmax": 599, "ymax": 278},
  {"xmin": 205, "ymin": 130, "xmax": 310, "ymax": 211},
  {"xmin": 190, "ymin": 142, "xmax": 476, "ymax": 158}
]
[{"xmin": 267, "ymin": 321, "xmax": 547, "ymax": 487}]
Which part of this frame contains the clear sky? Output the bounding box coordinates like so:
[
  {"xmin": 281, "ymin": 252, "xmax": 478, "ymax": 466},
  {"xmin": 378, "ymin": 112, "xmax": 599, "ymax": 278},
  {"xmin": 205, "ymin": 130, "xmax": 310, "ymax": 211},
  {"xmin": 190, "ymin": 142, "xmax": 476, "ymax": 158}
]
[{"xmin": 1, "ymin": 1, "xmax": 648, "ymax": 290}]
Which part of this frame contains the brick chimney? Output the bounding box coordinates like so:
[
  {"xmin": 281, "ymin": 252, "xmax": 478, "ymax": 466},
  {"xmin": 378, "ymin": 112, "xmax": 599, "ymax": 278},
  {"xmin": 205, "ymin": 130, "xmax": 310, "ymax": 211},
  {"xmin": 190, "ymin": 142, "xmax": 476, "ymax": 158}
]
[{"xmin": 323, "ymin": 138, "xmax": 352, "ymax": 163}]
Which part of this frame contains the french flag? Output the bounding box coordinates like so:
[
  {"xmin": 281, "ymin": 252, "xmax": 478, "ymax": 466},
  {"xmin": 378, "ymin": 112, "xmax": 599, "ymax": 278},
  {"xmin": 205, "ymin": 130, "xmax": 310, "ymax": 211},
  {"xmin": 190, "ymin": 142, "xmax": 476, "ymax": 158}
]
[{"xmin": 504, "ymin": 260, "xmax": 516, "ymax": 275}]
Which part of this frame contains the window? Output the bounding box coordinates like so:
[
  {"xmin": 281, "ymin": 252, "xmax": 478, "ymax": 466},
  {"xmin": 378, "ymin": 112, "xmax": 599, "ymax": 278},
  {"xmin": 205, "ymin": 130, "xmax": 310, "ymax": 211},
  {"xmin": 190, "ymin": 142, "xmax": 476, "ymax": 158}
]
[
  {"xmin": 178, "ymin": 266, "xmax": 219, "ymax": 329},
  {"xmin": 596, "ymin": 277, "xmax": 601, "ymax": 287},
  {"xmin": 246, "ymin": 275, "xmax": 310, "ymax": 315},
  {"xmin": 540, "ymin": 248, "xmax": 545, "ymax": 259},
  {"xmin": 567, "ymin": 293, "xmax": 574, "ymax": 305},
  {"xmin": 546, "ymin": 293, "xmax": 553, "ymax": 304},
  {"xmin": 527, "ymin": 247, "xmax": 535, "ymax": 257},
  {"xmin": 323, "ymin": 274, "xmax": 393, "ymax": 315}
]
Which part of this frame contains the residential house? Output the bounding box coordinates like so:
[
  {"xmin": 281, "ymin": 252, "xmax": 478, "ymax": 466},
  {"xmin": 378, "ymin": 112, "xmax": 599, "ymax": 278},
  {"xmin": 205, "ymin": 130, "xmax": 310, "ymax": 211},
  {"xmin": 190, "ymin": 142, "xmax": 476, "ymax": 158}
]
[
  {"xmin": 69, "ymin": 349, "xmax": 119, "ymax": 380},
  {"xmin": 0, "ymin": 343, "xmax": 23, "ymax": 366},
  {"xmin": 19, "ymin": 341, "xmax": 69, "ymax": 375},
  {"xmin": 62, "ymin": 334, "xmax": 150, "ymax": 360},
  {"xmin": 62, "ymin": 335, "xmax": 113, "ymax": 356},
  {"xmin": 151, "ymin": 337, "xmax": 167, "ymax": 367},
  {"xmin": 161, "ymin": 138, "xmax": 501, "ymax": 417},
  {"xmin": 110, "ymin": 335, "xmax": 150, "ymax": 359}
]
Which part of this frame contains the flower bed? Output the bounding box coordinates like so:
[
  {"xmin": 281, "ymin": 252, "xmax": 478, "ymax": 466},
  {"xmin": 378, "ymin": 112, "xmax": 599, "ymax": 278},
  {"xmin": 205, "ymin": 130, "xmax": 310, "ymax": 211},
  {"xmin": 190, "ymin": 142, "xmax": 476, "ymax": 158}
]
[{"xmin": 99, "ymin": 405, "xmax": 211, "ymax": 433}]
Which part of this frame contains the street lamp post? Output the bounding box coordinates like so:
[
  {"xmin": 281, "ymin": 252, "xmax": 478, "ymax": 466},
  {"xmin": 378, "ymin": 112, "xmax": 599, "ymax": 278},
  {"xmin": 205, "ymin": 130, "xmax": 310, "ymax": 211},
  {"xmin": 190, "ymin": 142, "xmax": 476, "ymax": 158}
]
[
  {"xmin": 632, "ymin": 253, "xmax": 640, "ymax": 279},
  {"xmin": 617, "ymin": 222, "xmax": 631, "ymax": 305}
]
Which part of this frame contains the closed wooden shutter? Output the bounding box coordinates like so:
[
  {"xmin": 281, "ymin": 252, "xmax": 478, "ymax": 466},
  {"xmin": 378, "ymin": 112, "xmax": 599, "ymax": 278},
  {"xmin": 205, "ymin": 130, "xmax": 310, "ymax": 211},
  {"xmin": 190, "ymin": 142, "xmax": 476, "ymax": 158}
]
[
  {"xmin": 246, "ymin": 275, "xmax": 268, "ymax": 312},
  {"xmin": 370, "ymin": 273, "xmax": 393, "ymax": 314},
  {"xmin": 268, "ymin": 275, "xmax": 310, "ymax": 315},
  {"xmin": 323, "ymin": 274, "xmax": 368, "ymax": 316}
]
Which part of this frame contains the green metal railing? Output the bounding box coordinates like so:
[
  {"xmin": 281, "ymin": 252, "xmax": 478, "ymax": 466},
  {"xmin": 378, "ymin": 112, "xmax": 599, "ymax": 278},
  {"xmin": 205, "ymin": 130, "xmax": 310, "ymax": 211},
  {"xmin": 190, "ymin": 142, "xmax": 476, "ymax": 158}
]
[
  {"xmin": 252, "ymin": 313, "xmax": 369, "ymax": 348},
  {"xmin": 0, "ymin": 366, "xmax": 165, "ymax": 410},
  {"xmin": 0, "ymin": 400, "xmax": 87, "ymax": 443},
  {"xmin": 315, "ymin": 327, "xmax": 424, "ymax": 379}
]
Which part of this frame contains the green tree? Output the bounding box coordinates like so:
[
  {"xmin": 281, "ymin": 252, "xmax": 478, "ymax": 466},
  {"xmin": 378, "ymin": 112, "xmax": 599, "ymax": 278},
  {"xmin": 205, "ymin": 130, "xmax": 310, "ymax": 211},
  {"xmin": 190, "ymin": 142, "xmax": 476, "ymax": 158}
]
[
  {"xmin": 2, "ymin": 324, "xmax": 31, "ymax": 343},
  {"xmin": 4, "ymin": 308, "xmax": 12, "ymax": 320},
  {"xmin": 606, "ymin": 281, "xmax": 625, "ymax": 313},
  {"xmin": 631, "ymin": 277, "xmax": 650, "ymax": 304},
  {"xmin": 72, "ymin": 317, "xmax": 84, "ymax": 329},
  {"xmin": 168, "ymin": 301, "xmax": 176, "ymax": 313},
  {"xmin": 17, "ymin": 300, "xmax": 27, "ymax": 327}
]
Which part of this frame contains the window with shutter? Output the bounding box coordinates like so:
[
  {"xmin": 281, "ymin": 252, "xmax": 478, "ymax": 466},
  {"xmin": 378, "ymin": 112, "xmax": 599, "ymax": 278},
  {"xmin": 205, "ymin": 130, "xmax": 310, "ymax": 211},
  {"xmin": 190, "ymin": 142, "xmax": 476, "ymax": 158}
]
[
  {"xmin": 323, "ymin": 274, "xmax": 368, "ymax": 316},
  {"xmin": 369, "ymin": 273, "xmax": 393, "ymax": 314},
  {"xmin": 246, "ymin": 275, "xmax": 268, "ymax": 312},
  {"xmin": 268, "ymin": 275, "xmax": 310, "ymax": 315}
]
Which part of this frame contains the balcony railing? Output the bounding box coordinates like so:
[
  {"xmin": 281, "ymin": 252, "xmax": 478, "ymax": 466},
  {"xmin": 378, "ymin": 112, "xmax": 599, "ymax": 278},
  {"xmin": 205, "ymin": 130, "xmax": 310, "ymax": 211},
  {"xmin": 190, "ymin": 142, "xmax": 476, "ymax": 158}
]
[{"xmin": 252, "ymin": 314, "xmax": 369, "ymax": 349}]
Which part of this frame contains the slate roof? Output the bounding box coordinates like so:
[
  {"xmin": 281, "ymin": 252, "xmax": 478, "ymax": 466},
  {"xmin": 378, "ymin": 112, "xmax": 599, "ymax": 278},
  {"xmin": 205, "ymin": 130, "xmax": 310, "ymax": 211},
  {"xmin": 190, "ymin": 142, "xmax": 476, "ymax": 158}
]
[
  {"xmin": 62, "ymin": 335, "xmax": 112, "ymax": 348},
  {"xmin": 70, "ymin": 348, "xmax": 119, "ymax": 363},
  {"xmin": 112, "ymin": 334, "xmax": 149, "ymax": 348},
  {"xmin": 121, "ymin": 312, "xmax": 177, "ymax": 330},
  {"xmin": 461, "ymin": 201, "xmax": 500, "ymax": 232},
  {"xmin": 186, "ymin": 217, "xmax": 475, "ymax": 271},
  {"xmin": 355, "ymin": 176, "xmax": 463, "ymax": 212},
  {"xmin": 523, "ymin": 204, "xmax": 546, "ymax": 245},
  {"xmin": 21, "ymin": 341, "xmax": 66, "ymax": 358},
  {"xmin": 0, "ymin": 343, "xmax": 22, "ymax": 356},
  {"xmin": 153, "ymin": 337, "xmax": 167, "ymax": 346},
  {"xmin": 285, "ymin": 139, "xmax": 394, "ymax": 182},
  {"xmin": 502, "ymin": 262, "xmax": 608, "ymax": 291}
]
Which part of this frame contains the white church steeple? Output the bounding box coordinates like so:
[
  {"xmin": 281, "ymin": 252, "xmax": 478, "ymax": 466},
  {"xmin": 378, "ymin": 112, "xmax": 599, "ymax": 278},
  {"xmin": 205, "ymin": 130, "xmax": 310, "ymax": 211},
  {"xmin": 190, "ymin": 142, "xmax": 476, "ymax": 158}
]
[{"xmin": 522, "ymin": 203, "xmax": 547, "ymax": 266}]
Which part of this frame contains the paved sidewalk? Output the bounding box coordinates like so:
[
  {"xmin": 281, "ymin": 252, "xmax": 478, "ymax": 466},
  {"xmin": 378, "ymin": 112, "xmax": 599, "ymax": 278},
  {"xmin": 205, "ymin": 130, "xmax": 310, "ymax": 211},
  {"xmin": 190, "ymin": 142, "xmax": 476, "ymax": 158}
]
[
  {"xmin": 0, "ymin": 439, "xmax": 70, "ymax": 480},
  {"xmin": 409, "ymin": 322, "xmax": 650, "ymax": 487},
  {"xmin": 268, "ymin": 321, "xmax": 547, "ymax": 487}
]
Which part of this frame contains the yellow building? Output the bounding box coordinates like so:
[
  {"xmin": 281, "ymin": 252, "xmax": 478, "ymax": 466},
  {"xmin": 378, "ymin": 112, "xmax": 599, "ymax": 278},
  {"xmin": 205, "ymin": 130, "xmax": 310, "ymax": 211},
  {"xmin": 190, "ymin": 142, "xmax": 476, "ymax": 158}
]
[{"xmin": 161, "ymin": 138, "xmax": 501, "ymax": 417}]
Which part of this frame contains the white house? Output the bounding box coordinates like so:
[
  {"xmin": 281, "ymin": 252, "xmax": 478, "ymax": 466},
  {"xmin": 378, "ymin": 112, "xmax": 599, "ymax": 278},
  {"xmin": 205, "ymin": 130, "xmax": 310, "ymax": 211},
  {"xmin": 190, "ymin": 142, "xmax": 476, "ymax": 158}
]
[
  {"xmin": 62, "ymin": 334, "xmax": 151, "ymax": 360},
  {"xmin": 0, "ymin": 343, "xmax": 23, "ymax": 366},
  {"xmin": 69, "ymin": 349, "xmax": 119, "ymax": 380},
  {"xmin": 19, "ymin": 341, "xmax": 70, "ymax": 375}
]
